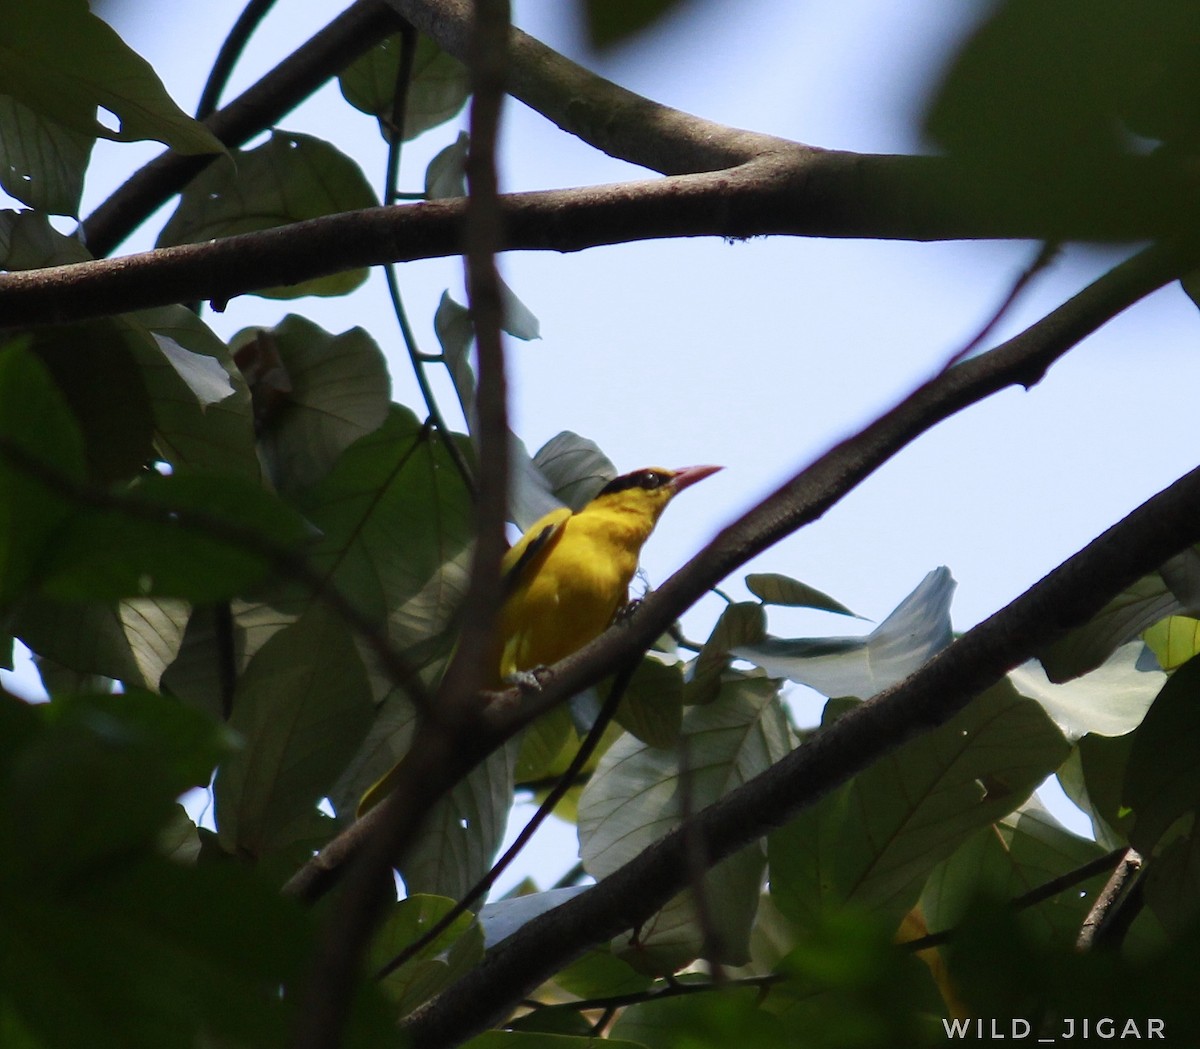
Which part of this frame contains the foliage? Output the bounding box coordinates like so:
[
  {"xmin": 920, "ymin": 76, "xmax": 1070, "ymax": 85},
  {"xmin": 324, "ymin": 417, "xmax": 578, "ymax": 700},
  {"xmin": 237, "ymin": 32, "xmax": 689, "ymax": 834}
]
[{"xmin": 3, "ymin": 0, "xmax": 1200, "ymax": 1047}]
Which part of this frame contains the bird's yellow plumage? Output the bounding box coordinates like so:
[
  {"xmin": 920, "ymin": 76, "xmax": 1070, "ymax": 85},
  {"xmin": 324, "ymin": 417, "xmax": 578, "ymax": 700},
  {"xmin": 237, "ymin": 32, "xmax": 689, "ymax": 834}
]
[{"xmin": 356, "ymin": 464, "xmax": 720, "ymax": 816}]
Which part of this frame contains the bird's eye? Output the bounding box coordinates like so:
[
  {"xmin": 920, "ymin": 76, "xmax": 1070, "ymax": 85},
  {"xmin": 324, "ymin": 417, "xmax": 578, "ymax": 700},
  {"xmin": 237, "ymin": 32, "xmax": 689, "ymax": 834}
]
[{"xmin": 641, "ymin": 471, "xmax": 664, "ymax": 489}]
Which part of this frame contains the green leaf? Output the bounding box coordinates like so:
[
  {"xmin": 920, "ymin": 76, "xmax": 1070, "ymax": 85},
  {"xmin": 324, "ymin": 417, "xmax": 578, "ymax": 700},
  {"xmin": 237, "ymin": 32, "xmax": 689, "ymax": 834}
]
[
  {"xmin": 531, "ymin": 432, "xmax": 616, "ymax": 511},
  {"xmin": 734, "ymin": 568, "xmax": 955, "ymax": 699},
  {"xmin": 2, "ymin": 689, "xmax": 223, "ymax": 886},
  {"xmin": 214, "ymin": 606, "xmax": 373, "ymax": 862},
  {"xmin": 616, "ymin": 652, "xmax": 683, "ymax": 747},
  {"xmin": 26, "ymin": 319, "xmax": 155, "ymax": 485},
  {"xmin": 1056, "ymin": 732, "xmax": 1137, "ymax": 849},
  {"xmin": 399, "ymin": 737, "xmax": 520, "ymax": 899},
  {"xmin": 1143, "ymin": 614, "xmax": 1200, "ymax": 670},
  {"xmin": 0, "ymin": 0, "xmax": 222, "ymax": 154},
  {"xmin": 1, "ymin": 857, "xmax": 314, "ymax": 1049},
  {"xmin": 15, "ymin": 596, "xmax": 190, "ymax": 692},
  {"xmin": 552, "ymin": 949, "xmax": 652, "ymax": 1000},
  {"xmin": 770, "ymin": 679, "xmax": 1069, "ymax": 932},
  {"xmin": 0, "ymin": 209, "xmax": 92, "ymax": 269},
  {"xmin": 580, "ymin": 676, "xmax": 792, "ymax": 968},
  {"xmin": 41, "ymin": 470, "xmax": 310, "ymax": 603},
  {"xmin": 156, "ymin": 131, "xmax": 376, "ymax": 298},
  {"xmin": 300, "ymin": 405, "xmax": 474, "ymax": 630},
  {"xmin": 231, "ymin": 315, "xmax": 390, "ymax": 492},
  {"xmin": 426, "ymin": 131, "xmax": 468, "ymax": 198},
  {"xmin": 744, "ymin": 572, "xmax": 860, "ymax": 617},
  {"xmin": 0, "ymin": 342, "xmax": 86, "ymax": 604},
  {"xmin": 922, "ymin": 0, "xmax": 1184, "ymax": 239},
  {"xmin": 129, "ymin": 307, "xmax": 259, "ymax": 479},
  {"xmin": 370, "ymin": 894, "xmax": 484, "ymax": 1016},
  {"xmin": 340, "ymin": 35, "xmax": 469, "ymax": 141},
  {"xmin": 610, "ymin": 984, "xmax": 790, "ymax": 1049},
  {"xmin": 686, "ymin": 602, "xmax": 766, "ymax": 706},
  {"xmin": 1007, "ymin": 641, "xmax": 1162, "ymax": 741},
  {"xmin": 1124, "ymin": 652, "xmax": 1200, "ymax": 854},
  {"xmin": 922, "ymin": 796, "xmax": 1109, "ymax": 945},
  {"xmin": 584, "ymin": 0, "xmax": 698, "ymax": 48},
  {"xmin": 0, "ymin": 95, "xmax": 92, "ymax": 216},
  {"xmin": 1037, "ymin": 551, "xmax": 1200, "ymax": 681}
]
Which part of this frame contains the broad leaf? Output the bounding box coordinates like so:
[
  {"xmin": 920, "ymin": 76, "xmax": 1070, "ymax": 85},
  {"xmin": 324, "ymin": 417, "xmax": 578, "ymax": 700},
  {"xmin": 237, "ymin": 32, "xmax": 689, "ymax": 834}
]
[
  {"xmin": 26, "ymin": 318, "xmax": 155, "ymax": 484},
  {"xmin": 340, "ymin": 35, "xmax": 469, "ymax": 141},
  {"xmin": 733, "ymin": 567, "xmax": 955, "ymax": 699},
  {"xmin": 921, "ymin": 796, "xmax": 1108, "ymax": 945},
  {"xmin": 616, "ymin": 652, "xmax": 683, "ymax": 747},
  {"xmin": 426, "ymin": 131, "xmax": 468, "ymax": 198},
  {"xmin": 157, "ymin": 132, "xmax": 377, "ymax": 298},
  {"xmin": 214, "ymin": 607, "xmax": 373, "ymax": 862},
  {"xmin": 531, "ymin": 432, "xmax": 616, "ymax": 511},
  {"xmin": 686, "ymin": 601, "xmax": 766, "ymax": 706},
  {"xmin": 744, "ymin": 573, "xmax": 860, "ymax": 617},
  {"xmin": 0, "ymin": 0, "xmax": 221, "ymax": 154},
  {"xmin": 1007, "ymin": 641, "xmax": 1162, "ymax": 741},
  {"xmin": 132, "ymin": 306, "xmax": 259, "ymax": 480},
  {"xmin": 0, "ymin": 209, "xmax": 92, "ymax": 269},
  {"xmin": 41, "ymin": 471, "xmax": 310, "ymax": 603},
  {"xmin": 370, "ymin": 894, "xmax": 484, "ymax": 1017},
  {"xmin": 15, "ymin": 597, "xmax": 189, "ymax": 692},
  {"xmin": 0, "ymin": 343, "xmax": 86, "ymax": 603},
  {"xmin": 579, "ymin": 675, "xmax": 792, "ymax": 967},
  {"xmin": 232, "ymin": 316, "xmax": 390, "ymax": 492},
  {"xmin": 1143, "ymin": 615, "xmax": 1200, "ymax": 670},
  {"xmin": 770, "ymin": 678, "xmax": 1069, "ymax": 932},
  {"xmin": 400, "ymin": 737, "xmax": 520, "ymax": 900},
  {"xmin": 0, "ymin": 95, "xmax": 92, "ymax": 215},
  {"xmin": 299, "ymin": 406, "xmax": 474, "ymax": 630},
  {"xmin": 1124, "ymin": 652, "xmax": 1200, "ymax": 854},
  {"xmin": 1037, "ymin": 552, "xmax": 1200, "ymax": 682}
]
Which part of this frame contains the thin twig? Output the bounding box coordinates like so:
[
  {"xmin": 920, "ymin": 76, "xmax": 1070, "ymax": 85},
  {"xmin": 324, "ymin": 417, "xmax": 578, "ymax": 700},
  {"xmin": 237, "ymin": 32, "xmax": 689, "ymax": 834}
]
[
  {"xmin": 524, "ymin": 972, "xmax": 783, "ymax": 1017},
  {"xmin": 195, "ymin": 0, "xmax": 280, "ymax": 120},
  {"xmin": 379, "ymin": 23, "xmax": 476, "ymax": 496},
  {"xmin": 1077, "ymin": 847, "xmax": 1144, "ymax": 951},
  {"xmin": 375, "ymin": 659, "xmax": 637, "ymax": 981},
  {"xmin": 938, "ymin": 241, "xmax": 1061, "ymax": 372},
  {"xmin": 899, "ymin": 846, "xmax": 1128, "ymax": 952}
]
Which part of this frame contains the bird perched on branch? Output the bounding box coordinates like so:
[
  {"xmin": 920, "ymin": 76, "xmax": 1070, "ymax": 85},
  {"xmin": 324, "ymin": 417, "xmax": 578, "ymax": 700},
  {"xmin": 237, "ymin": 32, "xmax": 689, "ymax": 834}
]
[{"xmin": 356, "ymin": 464, "xmax": 721, "ymax": 815}]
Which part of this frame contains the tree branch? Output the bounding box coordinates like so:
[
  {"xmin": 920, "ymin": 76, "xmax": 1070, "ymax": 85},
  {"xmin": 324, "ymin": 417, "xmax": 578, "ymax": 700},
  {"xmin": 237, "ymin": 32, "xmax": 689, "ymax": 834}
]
[
  {"xmin": 81, "ymin": 0, "xmax": 404, "ymax": 257},
  {"xmin": 401, "ymin": 448, "xmax": 1200, "ymax": 1049},
  {"xmin": 7, "ymin": 152, "xmax": 1189, "ymax": 330},
  {"xmin": 383, "ymin": 0, "xmax": 784, "ymax": 174},
  {"xmin": 291, "ymin": 5, "xmax": 514, "ymax": 1047}
]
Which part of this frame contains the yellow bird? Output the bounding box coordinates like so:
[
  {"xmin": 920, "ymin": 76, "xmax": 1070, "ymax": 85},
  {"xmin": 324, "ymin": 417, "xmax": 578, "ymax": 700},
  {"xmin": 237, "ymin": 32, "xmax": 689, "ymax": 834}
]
[{"xmin": 357, "ymin": 464, "xmax": 721, "ymax": 815}]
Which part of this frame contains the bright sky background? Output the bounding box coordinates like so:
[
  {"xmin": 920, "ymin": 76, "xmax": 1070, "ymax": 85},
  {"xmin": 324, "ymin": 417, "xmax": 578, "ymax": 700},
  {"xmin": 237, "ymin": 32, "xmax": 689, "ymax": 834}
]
[{"xmin": 9, "ymin": 0, "xmax": 1200, "ymax": 884}]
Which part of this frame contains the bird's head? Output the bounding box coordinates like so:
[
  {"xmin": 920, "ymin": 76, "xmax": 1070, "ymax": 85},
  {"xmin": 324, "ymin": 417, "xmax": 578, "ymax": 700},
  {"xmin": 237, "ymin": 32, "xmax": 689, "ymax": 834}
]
[{"xmin": 591, "ymin": 464, "xmax": 722, "ymax": 522}]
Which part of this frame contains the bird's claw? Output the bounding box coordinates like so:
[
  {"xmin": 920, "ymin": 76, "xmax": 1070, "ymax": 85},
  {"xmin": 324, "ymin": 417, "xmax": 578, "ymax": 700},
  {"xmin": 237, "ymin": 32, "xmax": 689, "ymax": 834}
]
[
  {"xmin": 614, "ymin": 598, "xmax": 643, "ymax": 624},
  {"xmin": 506, "ymin": 666, "xmax": 552, "ymax": 693}
]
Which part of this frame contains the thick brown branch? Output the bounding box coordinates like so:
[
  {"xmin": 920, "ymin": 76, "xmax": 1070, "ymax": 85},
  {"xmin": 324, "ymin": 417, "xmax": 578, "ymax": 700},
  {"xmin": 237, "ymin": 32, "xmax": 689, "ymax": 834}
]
[
  {"xmin": 4, "ymin": 153, "xmax": 1186, "ymax": 330},
  {"xmin": 383, "ymin": 0, "xmax": 783, "ymax": 173},
  {"xmin": 81, "ymin": 0, "xmax": 404, "ymax": 257},
  {"xmin": 401, "ymin": 444, "xmax": 1200, "ymax": 1049}
]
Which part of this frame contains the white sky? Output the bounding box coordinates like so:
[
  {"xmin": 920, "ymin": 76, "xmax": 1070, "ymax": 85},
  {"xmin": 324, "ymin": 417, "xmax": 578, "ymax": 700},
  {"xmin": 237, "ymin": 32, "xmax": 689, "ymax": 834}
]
[{"xmin": 10, "ymin": 0, "xmax": 1198, "ymax": 879}]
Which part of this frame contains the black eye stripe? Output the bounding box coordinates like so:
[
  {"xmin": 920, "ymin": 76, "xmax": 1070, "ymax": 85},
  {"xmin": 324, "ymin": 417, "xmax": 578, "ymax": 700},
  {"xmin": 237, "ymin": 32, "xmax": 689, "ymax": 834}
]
[{"xmin": 597, "ymin": 469, "xmax": 670, "ymax": 497}]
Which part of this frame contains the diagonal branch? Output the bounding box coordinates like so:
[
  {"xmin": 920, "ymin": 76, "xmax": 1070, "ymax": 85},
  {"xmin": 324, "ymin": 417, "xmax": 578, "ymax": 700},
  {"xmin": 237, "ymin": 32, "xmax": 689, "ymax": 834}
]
[
  {"xmin": 3, "ymin": 153, "xmax": 1183, "ymax": 330},
  {"xmin": 383, "ymin": 0, "xmax": 785, "ymax": 173}
]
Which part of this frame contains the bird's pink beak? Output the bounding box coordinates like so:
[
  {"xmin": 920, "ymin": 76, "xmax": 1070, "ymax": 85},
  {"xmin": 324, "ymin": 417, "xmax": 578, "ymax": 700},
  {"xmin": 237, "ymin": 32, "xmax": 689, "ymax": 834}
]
[{"xmin": 669, "ymin": 464, "xmax": 723, "ymax": 493}]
